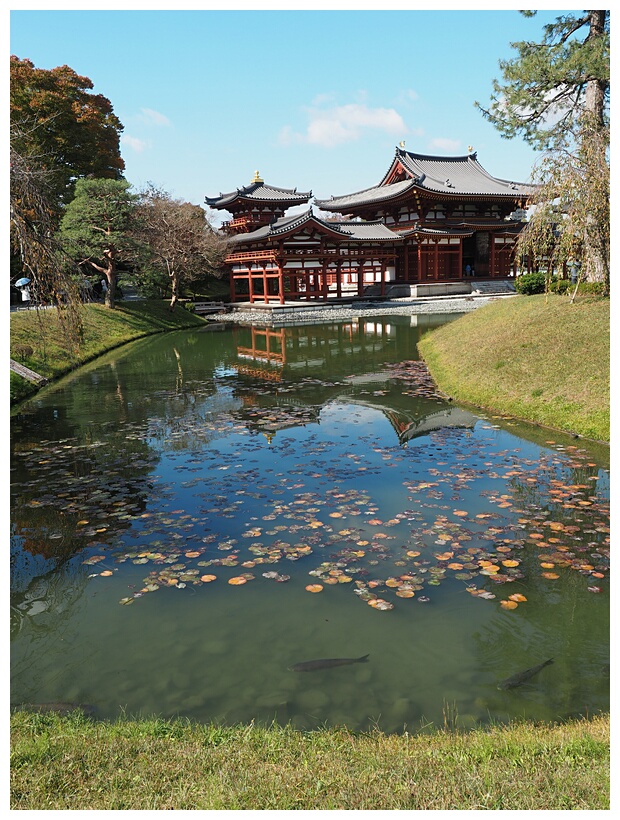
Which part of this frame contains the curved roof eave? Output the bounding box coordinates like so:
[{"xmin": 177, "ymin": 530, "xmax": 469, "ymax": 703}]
[
  {"xmin": 227, "ymin": 209, "xmax": 403, "ymax": 245},
  {"xmin": 205, "ymin": 182, "xmax": 312, "ymax": 209}
]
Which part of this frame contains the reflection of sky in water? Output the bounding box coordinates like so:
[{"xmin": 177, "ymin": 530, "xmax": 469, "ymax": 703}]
[{"xmin": 10, "ymin": 322, "xmax": 609, "ymax": 731}]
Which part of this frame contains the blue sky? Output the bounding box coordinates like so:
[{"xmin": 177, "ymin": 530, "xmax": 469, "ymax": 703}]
[{"xmin": 10, "ymin": 4, "xmax": 577, "ymax": 225}]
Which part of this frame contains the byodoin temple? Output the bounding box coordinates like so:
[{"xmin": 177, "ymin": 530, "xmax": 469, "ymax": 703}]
[{"xmin": 206, "ymin": 146, "xmax": 534, "ymax": 304}]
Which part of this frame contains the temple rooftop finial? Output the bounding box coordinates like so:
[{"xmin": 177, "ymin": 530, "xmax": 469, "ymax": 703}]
[{"xmin": 252, "ymin": 170, "xmax": 263, "ymax": 183}]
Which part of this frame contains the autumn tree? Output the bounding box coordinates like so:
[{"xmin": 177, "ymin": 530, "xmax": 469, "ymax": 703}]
[
  {"xmin": 10, "ymin": 122, "xmax": 85, "ymax": 351},
  {"xmin": 10, "ymin": 56, "xmax": 125, "ymax": 213},
  {"xmin": 476, "ymin": 11, "xmax": 610, "ymax": 291},
  {"xmin": 60, "ymin": 178, "xmax": 138, "ymax": 309},
  {"xmin": 133, "ymin": 185, "xmax": 228, "ymax": 311}
]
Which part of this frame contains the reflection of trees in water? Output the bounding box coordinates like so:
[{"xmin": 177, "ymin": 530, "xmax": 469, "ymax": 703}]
[
  {"xmin": 11, "ymin": 429, "xmax": 159, "ymax": 563},
  {"xmin": 10, "ymin": 545, "xmax": 95, "ymax": 699}
]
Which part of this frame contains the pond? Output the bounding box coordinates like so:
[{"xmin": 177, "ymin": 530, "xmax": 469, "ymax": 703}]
[{"xmin": 11, "ymin": 313, "xmax": 610, "ymax": 733}]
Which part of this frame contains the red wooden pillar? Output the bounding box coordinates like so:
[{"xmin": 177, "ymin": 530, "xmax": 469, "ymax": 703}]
[
  {"xmin": 380, "ymin": 259, "xmax": 386, "ymax": 296},
  {"xmin": 321, "ymin": 258, "xmax": 329, "ymax": 300},
  {"xmin": 262, "ymin": 265, "xmax": 268, "ymax": 303},
  {"xmin": 277, "ymin": 263, "xmax": 285, "ymax": 304},
  {"xmin": 357, "ymin": 260, "xmax": 364, "ymax": 296},
  {"xmin": 248, "ymin": 266, "xmax": 255, "ymax": 303},
  {"xmin": 336, "ymin": 260, "xmax": 342, "ymax": 299}
]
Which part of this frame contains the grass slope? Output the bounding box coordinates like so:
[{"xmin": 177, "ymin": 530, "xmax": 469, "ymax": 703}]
[
  {"xmin": 417, "ymin": 295, "xmax": 609, "ymax": 443},
  {"xmin": 10, "ymin": 711, "xmax": 609, "ymax": 810},
  {"xmin": 10, "ymin": 301, "xmax": 207, "ymax": 404}
]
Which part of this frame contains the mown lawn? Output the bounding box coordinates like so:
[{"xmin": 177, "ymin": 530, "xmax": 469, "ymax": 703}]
[
  {"xmin": 417, "ymin": 294, "xmax": 609, "ymax": 443},
  {"xmin": 10, "ymin": 710, "xmax": 609, "ymax": 810},
  {"xmin": 10, "ymin": 300, "xmax": 207, "ymax": 404}
]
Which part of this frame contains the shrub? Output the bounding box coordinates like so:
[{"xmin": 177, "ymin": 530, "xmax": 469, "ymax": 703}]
[
  {"xmin": 579, "ymin": 281, "xmax": 606, "ymax": 296},
  {"xmin": 549, "ymin": 279, "xmax": 571, "ymax": 295},
  {"xmin": 514, "ymin": 271, "xmax": 552, "ymax": 295}
]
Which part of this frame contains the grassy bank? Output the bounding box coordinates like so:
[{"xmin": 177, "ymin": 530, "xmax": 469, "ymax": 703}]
[
  {"xmin": 10, "ymin": 300, "xmax": 207, "ymax": 404},
  {"xmin": 417, "ymin": 294, "xmax": 610, "ymax": 443},
  {"xmin": 10, "ymin": 710, "xmax": 609, "ymax": 810}
]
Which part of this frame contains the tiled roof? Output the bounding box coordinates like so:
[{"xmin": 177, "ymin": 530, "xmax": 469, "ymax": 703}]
[
  {"xmin": 315, "ymin": 147, "xmax": 535, "ymax": 211},
  {"xmin": 392, "ymin": 147, "xmax": 535, "ymax": 197},
  {"xmin": 205, "ymin": 181, "xmax": 312, "ymax": 209},
  {"xmin": 227, "ymin": 209, "xmax": 403, "ymax": 245},
  {"xmin": 314, "ymin": 178, "xmax": 417, "ymax": 211}
]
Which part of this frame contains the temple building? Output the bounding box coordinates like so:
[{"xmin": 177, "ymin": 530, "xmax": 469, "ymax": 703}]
[{"xmin": 206, "ymin": 147, "xmax": 534, "ymax": 304}]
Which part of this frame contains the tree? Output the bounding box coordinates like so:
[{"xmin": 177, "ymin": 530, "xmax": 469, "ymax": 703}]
[
  {"xmin": 133, "ymin": 185, "xmax": 228, "ymax": 311},
  {"xmin": 476, "ymin": 11, "xmax": 609, "ymax": 290},
  {"xmin": 10, "ymin": 56, "xmax": 125, "ymax": 213},
  {"xmin": 60, "ymin": 178, "xmax": 138, "ymax": 309},
  {"xmin": 10, "ymin": 124, "xmax": 84, "ymax": 349}
]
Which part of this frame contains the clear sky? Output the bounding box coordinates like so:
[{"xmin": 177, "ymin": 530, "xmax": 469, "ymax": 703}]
[{"xmin": 10, "ymin": 3, "xmax": 577, "ymax": 225}]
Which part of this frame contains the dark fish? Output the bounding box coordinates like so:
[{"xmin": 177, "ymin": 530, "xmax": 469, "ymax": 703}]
[
  {"xmin": 12, "ymin": 702, "xmax": 97, "ymax": 717},
  {"xmin": 497, "ymin": 658, "xmax": 554, "ymax": 690},
  {"xmin": 289, "ymin": 654, "xmax": 370, "ymax": 672}
]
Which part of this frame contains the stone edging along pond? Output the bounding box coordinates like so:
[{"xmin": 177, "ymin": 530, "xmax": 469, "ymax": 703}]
[{"xmin": 207, "ymin": 294, "xmax": 509, "ymax": 326}]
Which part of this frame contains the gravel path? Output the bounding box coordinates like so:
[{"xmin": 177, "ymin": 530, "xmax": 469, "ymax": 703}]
[{"xmin": 208, "ymin": 294, "xmax": 515, "ymax": 326}]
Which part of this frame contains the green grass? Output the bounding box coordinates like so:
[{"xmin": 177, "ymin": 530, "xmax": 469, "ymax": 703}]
[
  {"xmin": 10, "ymin": 300, "xmax": 207, "ymax": 404},
  {"xmin": 10, "ymin": 711, "xmax": 609, "ymax": 810},
  {"xmin": 417, "ymin": 294, "xmax": 610, "ymax": 443}
]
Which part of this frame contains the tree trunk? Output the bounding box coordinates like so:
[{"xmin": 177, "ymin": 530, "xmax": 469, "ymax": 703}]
[
  {"xmin": 169, "ymin": 266, "xmax": 179, "ymax": 312},
  {"xmin": 103, "ymin": 249, "xmax": 117, "ymax": 309},
  {"xmin": 583, "ymin": 11, "xmax": 609, "ymax": 290}
]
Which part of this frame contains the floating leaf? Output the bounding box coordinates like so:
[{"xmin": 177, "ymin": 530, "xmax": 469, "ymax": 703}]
[
  {"xmin": 508, "ymin": 593, "xmax": 527, "ymax": 602},
  {"xmin": 500, "ymin": 600, "xmax": 518, "ymax": 610},
  {"xmin": 119, "ymin": 597, "xmax": 134, "ymax": 605},
  {"xmin": 588, "ymin": 586, "xmax": 603, "ymax": 593},
  {"xmin": 228, "ymin": 576, "xmax": 247, "ymax": 585},
  {"xmin": 305, "ymin": 584, "xmax": 323, "ymax": 593},
  {"xmin": 185, "ymin": 551, "xmax": 201, "ymax": 558},
  {"xmin": 501, "ymin": 560, "xmax": 520, "ymax": 568},
  {"xmin": 368, "ymin": 598, "xmax": 393, "ymax": 610},
  {"xmin": 200, "ymin": 574, "xmax": 217, "ymax": 583},
  {"xmin": 99, "ymin": 570, "xmax": 113, "ymax": 577},
  {"xmin": 541, "ymin": 572, "xmax": 560, "ymax": 580}
]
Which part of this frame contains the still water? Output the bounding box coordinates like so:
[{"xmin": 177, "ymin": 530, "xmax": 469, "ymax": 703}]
[{"xmin": 11, "ymin": 314, "xmax": 610, "ymax": 733}]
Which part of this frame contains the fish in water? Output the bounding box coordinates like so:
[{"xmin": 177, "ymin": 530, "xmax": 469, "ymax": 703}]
[
  {"xmin": 497, "ymin": 658, "xmax": 554, "ymax": 690},
  {"xmin": 289, "ymin": 654, "xmax": 370, "ymax": 672},
  {"xmin": 12, "ymin": 702, "xmax": 97, "ymax": 717}
]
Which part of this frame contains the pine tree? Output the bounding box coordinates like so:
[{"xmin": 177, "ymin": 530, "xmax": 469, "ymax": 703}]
[{"xmin": 476, "ymin": 11, "xmax": 609, "ymax": 291}]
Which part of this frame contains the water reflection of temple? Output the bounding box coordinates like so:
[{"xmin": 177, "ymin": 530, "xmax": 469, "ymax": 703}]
[
  {"xmin": 231, "ymin": 315, "xmax": 451, "ymax": 379},
  {"xmin": 231, "ymin": 322, "xmax": 479, "ymax": 444}
]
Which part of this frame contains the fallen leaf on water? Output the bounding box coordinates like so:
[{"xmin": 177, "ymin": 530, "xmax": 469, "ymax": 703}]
[
  {"xmin": 500, "ymin": 600, "xmax": 518, "ymax": 610},
  {"xmin": 508, "ymin": 593, "xmax": 527, "ymax": 602},
  {"xmin": 228, "ymin": 576, "xmax": 247, "ymax": 585},
  {"xmin": 200, "ymin": 575, "xmax": 217, "ymax": 583},
  {"xmin": 100, "ymin": 570, "xmax": 113, "ymax": 577},
  {"xmin": 541, "ymin": 572, "xmax": 560, "ymax": 580},
  {"xmin": 305, "ymin": 584, "xmax": 323, "ymax": 593}
]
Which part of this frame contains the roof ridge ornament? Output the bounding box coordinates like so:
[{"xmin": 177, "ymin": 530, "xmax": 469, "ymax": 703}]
[{"xmin": 252, "ymin": 170, "xmax": 263, "ymax": 184}]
